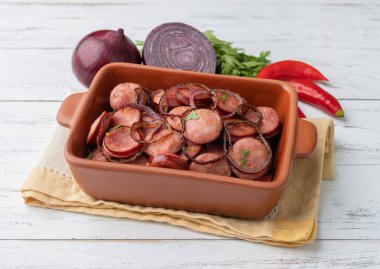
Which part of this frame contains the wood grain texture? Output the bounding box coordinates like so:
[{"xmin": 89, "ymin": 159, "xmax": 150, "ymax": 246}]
[
  {"xmin": 1, "ymin": 0, "xmax": 380, "ymax": 267},
  {"xmin": 0, "ymin": 0, "xmax": 379, "ymax": 100},
  {"xmin": 1, "ymin": 240, "xmax": 379, "ymax": 269},
  {"xmin": 1, "ymin": 165, "xmax": 379, "ymax": 240}
]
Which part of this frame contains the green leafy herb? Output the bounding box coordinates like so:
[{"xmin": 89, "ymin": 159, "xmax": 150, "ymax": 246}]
[
  {"xmin": 110, "ymin": 124, "xmax": 123, "ymax": 131},
  {"xmin": 135, "ymin": 40, "xmax": 144, "ymax": 53},
  {"xmin": 221, "ymin": 94, "xmax": 227, "ymax": 103},
  {"xmin": 86, "ymin": 151, "xmax": 93, "ymax": 160},
  {"xmin": 184, "ymin": 111, "xmax": 199, "ymax": 122},
  {"xmin": 203, "ymin": 30, "xmax": 270, "ymax": 77},
  {"xmin": 85, "ymin": 146, "xmax": 93, "ymax": 160},
  {"xmin": 135, "ymin": 40, "xmax": 145, "ymax": 47},
  {"xmin": 241, "ymin": 149, "xmax": 249, "ymax": 167}
]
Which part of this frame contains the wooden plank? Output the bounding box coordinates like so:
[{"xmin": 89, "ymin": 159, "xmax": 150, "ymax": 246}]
[
  {"xmin": 2, "ymin": 0, "xmax": 379, "ymax": 4},
  {"xmin": 0, "ymin": 239, "xmax": 379, "ymax": 268},
  {"xmin": 0, "ymin": 197, "xmax": 221, "ymax": 240},
  {"xmin": 1, "ymin": 163, "xmax": 379, "ymax": 240},
  {"xmin": 318, "ymin": 166, "xmax": 380, "ymax": 239},
  {"xmin": 0, "ymin": 165, "xmax": 379, "ymax": 240},
  {"xmin": 0, "ymin": 101, "xmax": 379, "ymax": 240},
  {"xmin": 300, "ymin": 101, "xmax": 380, "ymax": 165},
  {"xmin": 0, "ymin": 0, "xmax": 379, "ymax": 100}
]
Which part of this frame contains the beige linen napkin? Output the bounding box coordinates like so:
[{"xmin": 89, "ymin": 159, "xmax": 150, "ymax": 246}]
[{"xmin": 21, "ymin": 118, "xmax": 334, "ymax": 247}]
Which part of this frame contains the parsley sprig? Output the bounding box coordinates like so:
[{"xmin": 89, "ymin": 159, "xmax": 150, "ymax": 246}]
[
  {"xmin": 241, "ymin": 149, "xmax": 249, "ymax": 167},
  {"xmin": 203, "ymin": 30, "xmax": 270, "ymax": 77},
  {"xmin": 135, "ymin": 40, "xmax": 144, "ymax": 47},
  {"xmin": 184, "ymin": 111, "xmax": 199, "ymax": 122}
]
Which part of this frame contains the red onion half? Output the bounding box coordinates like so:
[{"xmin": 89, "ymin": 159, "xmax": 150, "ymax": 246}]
[
  {"xmin": 142, "ymin": 22, "xmax": 216, "ymax": 73},
  {"xmin": 72, "ymin": 29, "xmax": 142, "ymax": 87}
]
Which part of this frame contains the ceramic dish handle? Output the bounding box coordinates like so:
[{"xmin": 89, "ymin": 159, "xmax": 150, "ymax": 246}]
[
  {"xmin": 56, "ymin": 92, "xmax": 85, "ymax": 129},
  {"xmin": 294, "ymin": 118, "xmax": 317, "ymax": 159}
]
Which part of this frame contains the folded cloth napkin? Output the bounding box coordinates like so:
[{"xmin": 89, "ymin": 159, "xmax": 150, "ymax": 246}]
[{"xmin": 21, "ymin": 117, "xmax": 334, "ymax": 247}]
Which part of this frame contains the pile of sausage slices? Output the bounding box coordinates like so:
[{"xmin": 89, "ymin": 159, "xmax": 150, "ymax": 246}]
[{"xmin": 86, "ymin": 82, "xmax": 280, "ymax": 181}]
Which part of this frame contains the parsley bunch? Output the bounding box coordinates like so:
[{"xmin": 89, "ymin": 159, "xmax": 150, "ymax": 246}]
[{"xmin": 203, "ymin": 30, "xmax": 270, "ymax": 77}]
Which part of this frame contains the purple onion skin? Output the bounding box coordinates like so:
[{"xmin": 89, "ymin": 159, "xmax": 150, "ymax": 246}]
[{"xmin": 72, "ymin": 29, "xmax": 142, "ymax": 87}]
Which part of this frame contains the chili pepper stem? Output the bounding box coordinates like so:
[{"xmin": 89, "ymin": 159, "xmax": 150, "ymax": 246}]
[{"xmin": 335, "ymin": 109, "xmax": 344, "ymax": 117}]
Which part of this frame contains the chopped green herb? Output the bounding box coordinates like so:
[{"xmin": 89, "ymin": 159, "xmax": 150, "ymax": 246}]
[
  {"xmin": 110, "ymin": 124, "xmax": 123, "ymax": 131},
  {"xmin": 241, "ymin": 149, "xmax": 249, "ymax": 167},
  {"xmin": 203, "ymin": 30, "xmax": 270, "ymax": 77},
  {"xmin": 86, "ymin": 152, "xmax": 93, "ymax": 160},
  {"xmin": 184, "ymin": 111, "xmax": 199, "ymax": 122},
  {"xmin": 135, "ymin": 40, "xmax": 144, "ymax": 53},
  {"xmin": 221, "ymin": 94, "xmax": 228, "ymax": 103},
  {"xmin": 135, "ymin": 40, "xmax": 145, "ymax": 47}
]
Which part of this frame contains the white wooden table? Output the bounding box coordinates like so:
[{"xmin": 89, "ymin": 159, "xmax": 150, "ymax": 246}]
[{"xmin": 1, "ymin": 0, "xmax": 379, "ymax": 267}]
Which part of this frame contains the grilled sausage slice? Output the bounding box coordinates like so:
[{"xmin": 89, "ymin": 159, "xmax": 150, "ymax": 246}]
[
  {"xmin": 147, "ymin": 154, "xmax": 189, "ymax": 170},
  {"xmin": 103, "ymin": 127, "xmax": 143, "ymax": 158},
  {"xmin": 245, "ymin": 106, "xmax": 280, "ymax": 138},
  {"xmin": 166, "ymin": 106, "xmax": 192, "ymax": 131},
  {"xmin": 145, "ymin": 130, "xmax": 182, "ymax": 156},
  {"xmin": 184, "ymin": 109, "xmax": 223, "ymax": 144},
  {"xmin": 110, "ymin": 107, "xmax": 141, "ymax": 128},
  {"xmin": 228, "ymin": 137, "xmax": 271, "ymax": 180},
  {"xmin": 110, "ymin": 83, "xmax": 141, "ymax": 110},
  {"xmin": 86, "ymin": 111, "xmax": 108, "ymax": 147},
  {"xmin": 189, "ymin": 153, "xmax": 231, "ymax": 176}
]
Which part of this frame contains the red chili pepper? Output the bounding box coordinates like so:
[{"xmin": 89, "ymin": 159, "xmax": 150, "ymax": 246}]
[
  {"xmin": 288, "ymin": 79, "xmax": 344, "ymax": 117},
  {"xmin": 256, "ymin": 60, "xmax": 328, "ymax": 81},
  {"xmin": 298, "ymin": 107, "xmax": 306, "ymax": 118}
]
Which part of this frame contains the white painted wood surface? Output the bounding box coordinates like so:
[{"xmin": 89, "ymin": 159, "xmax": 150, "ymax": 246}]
[{"xmin": 1, "ymin": 0, "xmax": 380, "ymax": 268}]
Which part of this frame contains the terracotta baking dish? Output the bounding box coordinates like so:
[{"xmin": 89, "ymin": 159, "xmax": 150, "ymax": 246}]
[{"xmin": 57, "ymin": 63, "xmax": 317, "ymax": 219}]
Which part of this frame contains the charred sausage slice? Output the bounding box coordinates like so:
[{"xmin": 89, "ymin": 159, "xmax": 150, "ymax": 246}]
[
  {"xmin": 228, "ymin": 137, "xmax": 271, "ymax": 180},
  {"xmin": 170, "ymin": 83, "xmax": 209, "ymax": 106},
  {"xmin": 103, "ymin": 127, "xmax": 143, "ymax": 158},
  {"xmin": 231, "ymin": 166, "xmax": 270, "ymax": 180},
  {"xmin": 151, "ymin": 89, "xmax": 164, "ymax": 111},
  {"xmin": 224, "ymin": 118, "xmax": 256, "ymax": 142},
  {"xmin": 181, "ymin": 141, "xmax": 206, "ymax": 161},
  {"xmin": 86, "ymin": 111, "xmax": 108, "ymax": 147},
  {"xmin": 147, "ymin": 154, "xmax": 189, "ymax": 170},
  {"xmin": 184, "ymin": 109, "xmax": 223, "ymax": 144},
  {"xmin": 257, "ymin": 106, "xmax": 280, "ymax": 137},
  {"xmin": 166, "ymin": 89, "xmax": 183, "ymax": 107},
  {"xmin": 145, "ymin": 130, "xmax": 182, "ymax": 156},
  {"xmin": 216, "ymin": 91, "xmax": 240, "ymax": 113},
  {"xmin": 110, "ymin": 83, "xmax": 141, "ymax": 110},
  {"xmin": 245, "ymin": 106, "xmax": 280, "ymax": 137},
  {"xmin": 110, "ymin": 107, "xmax": 141, "ymax": 128},
  {"xmin": 166, "ymin": 106, "xmax": 192, "ymax": 131},
  {"xmin": 189, "ymin": 153, "xmax": 231, "ymax": 176},
  {"xmin": 184, "ymin": 140, "xmax": 202, "ymax": 158},
  {"xmin": 159, "ymin": 88, "xmax": 183, "ymax": 111},
  {"xmin": 136, "ymin": 87, "xmax": 149, "ymax": 106}
]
